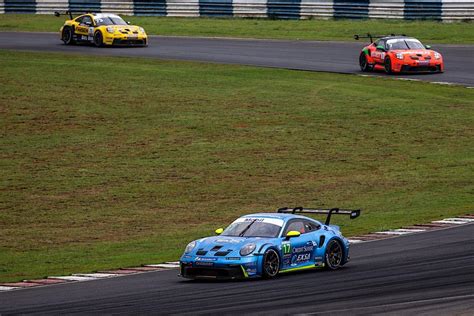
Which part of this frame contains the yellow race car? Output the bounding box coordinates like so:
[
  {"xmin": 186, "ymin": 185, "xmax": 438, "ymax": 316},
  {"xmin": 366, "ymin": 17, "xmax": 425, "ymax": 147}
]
[{"xmin": 55, "ymin": 11, "xmax": 148, "ymax": 47}]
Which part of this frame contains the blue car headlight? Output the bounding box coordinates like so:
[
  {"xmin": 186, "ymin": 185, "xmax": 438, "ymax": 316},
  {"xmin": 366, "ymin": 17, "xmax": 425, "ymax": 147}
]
[
  {"xmin": 185, "ymin": 241, "xmax": 196, "ymax": 254},
  {"xmin": 240, "ymin": 243, "xmax": 256, "ymax": 256}
]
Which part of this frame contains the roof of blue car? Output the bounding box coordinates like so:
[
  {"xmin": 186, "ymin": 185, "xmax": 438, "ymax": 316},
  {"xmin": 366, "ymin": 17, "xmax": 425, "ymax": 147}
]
[{"xmin": 241, "ymin": 213, "xmax": 310, "ymax": 221}]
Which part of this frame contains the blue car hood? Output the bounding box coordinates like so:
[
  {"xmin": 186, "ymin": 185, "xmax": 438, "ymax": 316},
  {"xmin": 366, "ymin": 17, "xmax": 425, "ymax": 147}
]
[{"xmin": 194, "ymin": 236, "xmax": 268, "ymax": 253}]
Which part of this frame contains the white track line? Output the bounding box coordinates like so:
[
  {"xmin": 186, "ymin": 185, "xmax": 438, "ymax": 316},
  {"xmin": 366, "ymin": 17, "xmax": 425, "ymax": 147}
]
[
  {"xmin": 0, "ymin": 286, "xmax": 17, "ymax": 291},
  {"xmin": 397, "ymin": 78, "xmax": 421, "ymax": 82},
  {"xmin": 73, "ymin": 273, "xmax": 116, "ymax": 279},
  {"xmin": 393, "ymin": 228, "xmax": 426, "ymax": 233},
  {"xmin": 442, "ymin": 218, "xmax": 474, "ymax": 222},
  {"xmin": 356, "ymin": 73, "xmax": 471, "ymax": 89},
  {"xmin": 146, "ymin": 263, "xmax": 180, "ymax": 269},
  {"xmin": 374, "ymin": 231, "xmax": 413, "ymax": 235},
  {"xmin": 432, "ymin": 220, "xmax": 469, "ymax": 225},
  {"xmin": 48, "ymin": 276, "xmax": 98, "ymax": 281},
  {"xmin": 348, "ymin": 239, "xmax": 364, "ymax": 243},
  {"xmin": 431, "ymin": 81, "xmax": 455, "ymax": 85}
]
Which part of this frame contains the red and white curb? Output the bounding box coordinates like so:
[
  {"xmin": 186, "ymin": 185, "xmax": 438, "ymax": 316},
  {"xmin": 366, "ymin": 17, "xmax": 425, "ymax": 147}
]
[
  {"xmin": 347, "ymin": 214, "xmax": 474, "ymax": 244},
  {"xmin": 0, "ymin": 262, "xmax": 181, "ymax": 292},
  {"xmin": 1, "ymin": 214, "xmax": 472, "ymax": 292}
]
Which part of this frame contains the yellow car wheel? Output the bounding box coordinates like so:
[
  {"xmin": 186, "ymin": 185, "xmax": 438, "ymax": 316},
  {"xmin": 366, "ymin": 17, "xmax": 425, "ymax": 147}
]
[
  {"xmin": 62, "ymin": 27, "xmax": 75, "ymax": 45},
  {"xmin": 93, "ymin": 31, "xmax": 104, "ymax": 48}
]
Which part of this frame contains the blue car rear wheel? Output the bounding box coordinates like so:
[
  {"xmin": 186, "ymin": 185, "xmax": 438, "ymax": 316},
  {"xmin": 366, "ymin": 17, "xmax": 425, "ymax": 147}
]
[{"xmin": 325, "ymin": 240, "xmax": 343, "ymax": 270}]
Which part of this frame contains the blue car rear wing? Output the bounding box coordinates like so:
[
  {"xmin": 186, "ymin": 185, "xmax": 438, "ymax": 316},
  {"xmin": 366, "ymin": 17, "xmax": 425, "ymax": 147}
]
[{"xmin": 277, "ymin": 207, "xmax": 360, "ymax": 225}]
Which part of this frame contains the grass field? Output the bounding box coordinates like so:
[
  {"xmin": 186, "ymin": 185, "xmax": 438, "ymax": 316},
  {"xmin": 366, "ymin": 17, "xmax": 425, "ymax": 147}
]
[
  {"xmin": 0, "ymin": 14, "xmax": 473, "ymax": 43},
  {"xmin": 1, "ymin": 50, "xmax": 473, "ymax": 282}
]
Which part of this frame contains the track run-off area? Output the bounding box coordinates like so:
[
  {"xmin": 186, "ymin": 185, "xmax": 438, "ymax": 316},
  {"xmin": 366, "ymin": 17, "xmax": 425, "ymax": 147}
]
[
  {"xmin": 0, "ymin": 32, "xmax": 474, "ymax": 87},
  {"xmin": 0, "ymin": 224, "xmax": 473, "ymax": 314}
]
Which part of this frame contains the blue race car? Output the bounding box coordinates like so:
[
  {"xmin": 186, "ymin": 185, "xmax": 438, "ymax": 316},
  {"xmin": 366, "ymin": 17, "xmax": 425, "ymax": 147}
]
[{"xmin": 179, "ymin": 207, "xmax": 360, "ymax": 280}]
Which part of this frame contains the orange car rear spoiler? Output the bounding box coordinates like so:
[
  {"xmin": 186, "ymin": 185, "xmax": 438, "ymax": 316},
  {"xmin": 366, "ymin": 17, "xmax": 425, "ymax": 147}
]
[{"xmin": 354, "ymin": 33, "xmax": 407, "ymax": 43}]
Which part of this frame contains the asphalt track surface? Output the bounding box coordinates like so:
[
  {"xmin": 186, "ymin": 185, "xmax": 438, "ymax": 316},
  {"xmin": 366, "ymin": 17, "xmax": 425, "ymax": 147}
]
[
  {"xmin": 1, "ymin": 224, "xmax": 473, "ymax": 315},
  {"xmin": 0, "ymin": 32, "xmax": 473, "ymax": 87}
]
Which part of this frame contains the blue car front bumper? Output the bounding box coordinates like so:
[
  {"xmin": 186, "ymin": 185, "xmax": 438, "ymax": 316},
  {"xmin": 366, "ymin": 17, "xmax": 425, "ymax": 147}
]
[{"xmin": 180, "ymin": 255, "xmax": 261, "ymax": 279}]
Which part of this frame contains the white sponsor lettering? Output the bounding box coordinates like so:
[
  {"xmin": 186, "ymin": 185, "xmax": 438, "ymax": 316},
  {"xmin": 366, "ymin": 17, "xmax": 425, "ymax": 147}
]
[
  {"xmin": 233, "ymin": 217, "xmax": 284, "ymax": 227},
  {"xmin": 292, "ymin": 245, "xmax": 314, "ymax": 253},
  {"xmin": 296, "ymin": 253, "xmax": 311, "ymax": 262}
]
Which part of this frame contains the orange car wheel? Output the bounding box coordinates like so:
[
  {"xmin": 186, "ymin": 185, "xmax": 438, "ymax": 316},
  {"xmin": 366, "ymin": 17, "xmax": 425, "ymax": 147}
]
[
  {"xmin": 359, "ymin": 53, "xmax": 373, "ymax": 72},
  {"xmin": 384, "ymin": 56, "xmax": 393, "ymax": 74}
]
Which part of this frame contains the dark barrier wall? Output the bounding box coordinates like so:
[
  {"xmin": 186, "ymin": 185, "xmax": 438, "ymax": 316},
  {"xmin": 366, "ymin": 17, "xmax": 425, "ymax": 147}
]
[
  {"xmin": 199, "ymin": 0, "xmax": 233, "ymax": 16},
  {"xmin": 333, "ymin": 0, "xmax": 370, "ymax": 18},
  {"xmin": 404, "ymin": 0, "xmax": 442, "ymax": 19},
  {"xmin": 70, "ymin": 0, "xmax": 101, "ymax": 12},
  {"xmin": 268, "ymin": 0, "xmax": 301, "ymax": 19},
  {"xmin": 134, "ymin": 0, "xmax": 166, "ymax": 15},
  {"xmin": 4, "ymin": 0, "xmax": 36, "ymax": 13}
]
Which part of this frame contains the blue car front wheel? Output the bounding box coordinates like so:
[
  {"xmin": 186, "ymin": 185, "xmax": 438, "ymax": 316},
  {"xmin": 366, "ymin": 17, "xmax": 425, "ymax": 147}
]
[{"xmin": 262, "ymin": 249, "xmax": 280, "ymax": 278}]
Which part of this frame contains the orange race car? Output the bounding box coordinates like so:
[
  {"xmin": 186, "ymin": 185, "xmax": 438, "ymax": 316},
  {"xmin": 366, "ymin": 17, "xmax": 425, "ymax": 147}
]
[{"xmin": 355, "ymin": 34, "xmax": 444, "ymax": 74}]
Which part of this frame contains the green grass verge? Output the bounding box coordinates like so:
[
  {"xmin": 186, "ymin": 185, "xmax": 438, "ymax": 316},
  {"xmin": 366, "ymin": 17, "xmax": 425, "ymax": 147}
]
[
  {"xmin": 1, "ymin": 50, "xmax": 473, "ymax": 282},
  {"xmin": 0, "ymin": 14, "xmax": 474, "ymax": 43}
]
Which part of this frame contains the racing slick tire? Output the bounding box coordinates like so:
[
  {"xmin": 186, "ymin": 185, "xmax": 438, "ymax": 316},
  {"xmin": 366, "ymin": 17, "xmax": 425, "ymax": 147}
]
[
  {"xmin": 62, "ymin": 27, "xmax": 75, "ymax": 45},
  {"xmin": 262, "ymin": 248, "xmax": 280, "ymax": 279},
  {"xmin": 94, "ymin": 31, "xmax": 104, "ymax": 47},
  {"xmin": 324, "ymin": 239, "xmax": 343, "ymax": 270},
  {"xmin": 359, "ymin": 53, "xmax": 373, "ymax": 72},
  {"xmin": 384, "ymin": 56, "xmax": 393, "ymax": 74}
]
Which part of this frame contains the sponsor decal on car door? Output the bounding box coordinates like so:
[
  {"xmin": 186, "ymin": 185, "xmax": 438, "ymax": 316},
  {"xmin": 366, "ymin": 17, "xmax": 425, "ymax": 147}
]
[
  {"xmin": 372, "ymin": 50, "xmax": 385, "ymax": 62},
  {"xmin": 289, "ymin": 240, "xmax": 314, "ymax": 267},
  {"xmin": 281, "ymin": 237, "xmax": 315, "ymax": 268},
  {"xmin": 75, "ymin": 15, "xmax": 94, "ymax": 40},
  {"xmin": 372, "ymin": 40, "xmax": 386, "ymax": 64}
]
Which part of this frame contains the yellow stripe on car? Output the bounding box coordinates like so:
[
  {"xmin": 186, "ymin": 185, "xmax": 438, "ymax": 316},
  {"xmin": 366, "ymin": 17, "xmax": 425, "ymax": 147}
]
[
  {"xmin": 240, "ymin": 265, "xmax": 249, "ymax": 278},
  {"xmin": 280, "ymin": 264, "xmax": 324, "ymax": 274}
]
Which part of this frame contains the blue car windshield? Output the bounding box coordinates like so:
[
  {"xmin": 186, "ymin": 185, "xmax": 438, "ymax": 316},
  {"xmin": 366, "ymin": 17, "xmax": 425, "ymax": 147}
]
[{"xmin": 222, "ymin": 222, "xmax": 281, "ymax": 238}]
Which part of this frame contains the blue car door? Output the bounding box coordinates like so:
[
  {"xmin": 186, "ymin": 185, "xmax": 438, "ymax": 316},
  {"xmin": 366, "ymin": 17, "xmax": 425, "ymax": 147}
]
[{"xmin": 281, "ymin": 219, "xmax": 318, "ymax": 270}]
